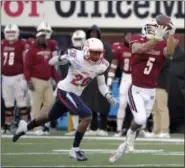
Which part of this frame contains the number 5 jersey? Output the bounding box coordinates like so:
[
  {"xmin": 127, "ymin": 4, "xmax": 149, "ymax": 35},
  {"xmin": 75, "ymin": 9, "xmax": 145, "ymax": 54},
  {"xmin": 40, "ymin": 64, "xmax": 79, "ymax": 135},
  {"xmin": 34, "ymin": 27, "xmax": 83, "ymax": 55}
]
[
  {"xmin": 57, "ymin": 49, "xmax": 110, "ymax": 96},
  {"xmin": 129, "ymin": 35, "xmax": 167, "ymax": 88}
]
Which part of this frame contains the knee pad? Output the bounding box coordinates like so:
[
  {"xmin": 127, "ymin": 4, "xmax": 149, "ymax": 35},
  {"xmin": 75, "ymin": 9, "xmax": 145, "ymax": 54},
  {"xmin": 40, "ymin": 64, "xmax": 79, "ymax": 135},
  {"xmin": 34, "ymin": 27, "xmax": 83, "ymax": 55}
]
[
  {"xmin": 19, "ymin": 107, "xmax": 28, "ymax": 115},
  {"xmin": 5, "ymin": 107, "xmax": 14, "ymax": 116},
  {"xmin": 134, "ymin": 114, "xmax": 147, "ymax": 126}
]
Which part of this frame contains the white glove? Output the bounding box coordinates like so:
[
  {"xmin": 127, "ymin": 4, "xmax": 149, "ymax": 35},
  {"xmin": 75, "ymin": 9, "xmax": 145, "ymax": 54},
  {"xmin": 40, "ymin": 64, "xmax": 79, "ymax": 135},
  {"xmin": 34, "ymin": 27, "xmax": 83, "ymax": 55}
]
[
  {"xmin": 49, "ymin": 54, "xmax": 67, "ymax": 65},
  {"xmin": 105, "ymin": 93, "xmax": 116, "ymax": 106},
  {"xmin": 168, "ymin": 23, "xmax": 176, "ymax": 35},
  {"xmin": 154, "ymin": 25, "xmax": 168, "ymax": 40}
]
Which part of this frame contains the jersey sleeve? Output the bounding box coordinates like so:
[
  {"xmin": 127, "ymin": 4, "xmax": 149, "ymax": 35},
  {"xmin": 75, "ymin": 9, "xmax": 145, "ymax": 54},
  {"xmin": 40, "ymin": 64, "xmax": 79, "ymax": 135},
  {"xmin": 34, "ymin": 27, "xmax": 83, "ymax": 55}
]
[
  {"xmin": 50, "ymin": 40, "xmax": 59, "ymax": 52},
  {"xmin": 98, "ymin": 58, "xmax": 110, "ymax": 75},
  {"xmin": 112, "ymin": 42, "xmax": 122, "ymax": 61}
]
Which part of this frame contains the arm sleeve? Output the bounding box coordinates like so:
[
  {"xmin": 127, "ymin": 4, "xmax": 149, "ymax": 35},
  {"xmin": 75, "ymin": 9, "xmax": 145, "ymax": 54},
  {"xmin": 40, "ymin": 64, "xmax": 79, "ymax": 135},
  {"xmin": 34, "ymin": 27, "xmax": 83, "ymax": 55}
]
[
  {"xmin": 49, "ymin": 54, "xmax": 69, "ymax": 65},
  {"xmin": 23, "ymin": 50, "xmax": 33, "ymax": 81},
  {"xmin": 97, "ymin": 74, "xmax": 110, "ymax": 97}
]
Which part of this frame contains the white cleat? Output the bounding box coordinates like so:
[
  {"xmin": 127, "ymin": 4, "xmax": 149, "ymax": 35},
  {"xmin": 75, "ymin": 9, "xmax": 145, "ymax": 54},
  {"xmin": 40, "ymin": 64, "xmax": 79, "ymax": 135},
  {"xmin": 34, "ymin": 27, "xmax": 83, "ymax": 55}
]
[
  {"xmin": 114, "ymin": 132, "xmax": 122, "ymax": 137},
  {"xmin": 34, "ymin": 130, "xmax": 45, "ymax": 136},
  {"xmin": 109, "ymin": 142, "xmax": 128, "ymax": 163},
  {"xmin": 97, "ymin": 130, "xmax": 108, "ymax": 136},
  {"xmin": 85, "ymin": 130, "xmax": 97, "ymax": 136},
  {"xmin": 144, "ymin": 132, "xmax": 158, "ymax": 138},
  {"xmin": 16, "ymin": 120, "xmax": 28, "ymax": 135},
  {"xmin": 12, "ymin": 120, "xmax": 28, "ymax": 142},
  {"xmin": 157, "ymin": 132, "xmax": 170, "ymax": 139},
  {"xmin": 65, "ymin": 130, "xmax": 76, "ymax": 136}
]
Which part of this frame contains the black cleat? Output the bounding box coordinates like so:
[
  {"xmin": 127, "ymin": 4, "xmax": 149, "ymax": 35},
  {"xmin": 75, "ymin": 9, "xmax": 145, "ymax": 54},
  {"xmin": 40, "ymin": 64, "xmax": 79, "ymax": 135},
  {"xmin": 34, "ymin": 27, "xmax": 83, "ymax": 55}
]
[{"xmin": 12, "ymin": 132, "xmax": 25, "ymax": 142}]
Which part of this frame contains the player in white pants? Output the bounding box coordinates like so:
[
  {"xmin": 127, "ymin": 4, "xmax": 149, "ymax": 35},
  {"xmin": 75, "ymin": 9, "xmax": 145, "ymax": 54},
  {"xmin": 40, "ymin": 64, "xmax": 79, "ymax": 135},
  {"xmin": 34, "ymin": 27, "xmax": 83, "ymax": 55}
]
[
  {"xmin": 107, "ymin": 33, "xmax": 132, "ymax": 137},
  {"xmin": 109, "ymin": 20, "xmax": 176, "ymax": 163}
]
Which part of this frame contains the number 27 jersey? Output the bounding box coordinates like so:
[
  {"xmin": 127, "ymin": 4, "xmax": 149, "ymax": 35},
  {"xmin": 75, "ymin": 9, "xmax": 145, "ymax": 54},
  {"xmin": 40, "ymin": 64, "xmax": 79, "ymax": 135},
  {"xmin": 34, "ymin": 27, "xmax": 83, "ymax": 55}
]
[
  {"xmin": 129, "ymin": 35, "xmax": 167, "ymax": 88},
  {"xmin": 57, "ymin": 49, "xmax": 109, "ymax": 96}
]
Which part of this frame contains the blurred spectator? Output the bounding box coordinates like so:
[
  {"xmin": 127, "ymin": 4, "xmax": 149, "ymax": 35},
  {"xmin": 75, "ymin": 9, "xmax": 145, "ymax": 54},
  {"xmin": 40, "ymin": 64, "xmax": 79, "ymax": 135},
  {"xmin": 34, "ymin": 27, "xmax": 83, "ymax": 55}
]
[
  {"xmin": 81, "ymin": 25, "xmax": 113, "ymax": 136},
  {"xmin": 24, "ymin": 31, "xmax": 60, "ymax": 135},
  {"xmin": 146, "ymin": 59, "xmax": 171, "ymax": 138},
  {"xmin": 168, "ymin": 44, "xmax": 185, "ymax": 133}
]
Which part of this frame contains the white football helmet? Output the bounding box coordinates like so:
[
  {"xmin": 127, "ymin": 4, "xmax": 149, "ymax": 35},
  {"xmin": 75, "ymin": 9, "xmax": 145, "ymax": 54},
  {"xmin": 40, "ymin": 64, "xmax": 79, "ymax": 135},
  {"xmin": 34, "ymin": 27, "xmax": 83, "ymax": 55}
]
[
  {"xmin": 83, "ymin": 38, "xmax": 104, "ymax": 63},
  {"xmin": 4, "ymin": 24, "xmax": 19, "ymax": 41},
  {"xmin": 36, "ymin": 21, "xmax": 53, "ymax": 39},
  {"xmin": 142, "ymin": 20, "xmax": 158, "ymax": 39},
  {"xmin": 72, "ymin": 30, "xmax": 86, "ymax": 48}
]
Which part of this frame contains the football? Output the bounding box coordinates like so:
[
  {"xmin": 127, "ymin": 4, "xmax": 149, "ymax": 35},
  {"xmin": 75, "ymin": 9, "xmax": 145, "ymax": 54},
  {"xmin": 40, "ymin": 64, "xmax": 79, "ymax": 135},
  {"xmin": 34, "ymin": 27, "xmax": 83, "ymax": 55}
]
[{"xmin": 156, "ymin": 14, "xmax": 172, "ymax": 29}]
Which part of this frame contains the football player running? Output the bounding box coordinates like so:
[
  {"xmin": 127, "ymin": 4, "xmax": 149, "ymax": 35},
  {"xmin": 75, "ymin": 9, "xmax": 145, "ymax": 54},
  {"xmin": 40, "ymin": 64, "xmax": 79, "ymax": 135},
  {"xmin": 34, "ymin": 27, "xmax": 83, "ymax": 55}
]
[
  {"xmin": 109, "ymin": 20, "xmax": 176, "ymax": 163},
  {"xmin": 13, "ymin": 38, "xmax": 116, "ymax": 161},
  {"xmin": 1, "ymin": 24, "xmax": 29, "ymax": 134},
  {"xmin": 65, "ymin": 29, "xmax": 86, "ymax": 136}
]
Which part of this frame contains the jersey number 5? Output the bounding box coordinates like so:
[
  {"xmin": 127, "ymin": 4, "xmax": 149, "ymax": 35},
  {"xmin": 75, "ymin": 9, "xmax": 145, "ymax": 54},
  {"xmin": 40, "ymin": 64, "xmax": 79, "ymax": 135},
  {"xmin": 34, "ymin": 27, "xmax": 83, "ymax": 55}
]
[
  {"xmin": 143, "ymin": 57, "xmax": 156, "ymax": 75},
  {"xmin": 71, "ymin": 74, "xmax": 92, "ymax": 87},
  {"xmin": 3, "ymin": 52, "xmax": 15, "ymax": 66}
]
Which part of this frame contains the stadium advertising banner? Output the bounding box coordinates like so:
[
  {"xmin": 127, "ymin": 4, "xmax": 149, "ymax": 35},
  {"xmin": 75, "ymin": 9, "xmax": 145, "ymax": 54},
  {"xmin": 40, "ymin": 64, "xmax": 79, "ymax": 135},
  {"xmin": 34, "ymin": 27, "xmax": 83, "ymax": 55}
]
[{"xmin": 1, "ymin": 1, "xmax": 184, "ymax": 28}]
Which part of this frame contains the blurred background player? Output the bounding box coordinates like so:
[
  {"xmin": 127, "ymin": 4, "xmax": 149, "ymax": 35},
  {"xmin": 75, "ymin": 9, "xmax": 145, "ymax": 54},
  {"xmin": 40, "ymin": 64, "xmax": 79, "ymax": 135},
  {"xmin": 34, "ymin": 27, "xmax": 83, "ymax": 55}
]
[
  {"xmin": 65, "ymin": 29, "xmax": 86, "ymax": 136},
  {"xmin": 107, "ymin": 32, "xmax": 132, "ymax": 137},
  {"xmin": 24, "ymin": 22, "xmax": 60, "ymax": 136},
  {"xmin": 39, "ymin": 21, "xmax": 59, "ymax": 134},
  {"xmin": 1, "ymin": 24, "xmax": 29, "ymax": 134},
  {"xmin": 109, "ymin": 20, "xmax": 176, "ymax": 163}
]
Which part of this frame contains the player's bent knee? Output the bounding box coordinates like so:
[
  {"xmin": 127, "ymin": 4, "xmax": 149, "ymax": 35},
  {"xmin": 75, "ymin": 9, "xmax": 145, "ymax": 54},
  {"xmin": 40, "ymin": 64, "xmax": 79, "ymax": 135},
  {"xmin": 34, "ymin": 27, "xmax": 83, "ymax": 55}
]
[
  {"xmin": 80, "ymin": 109, "xmax": 92, "ymax": 119},
  {"xmin": 134, "ymin": 115, "xmax": 147, "ymax": 126}
]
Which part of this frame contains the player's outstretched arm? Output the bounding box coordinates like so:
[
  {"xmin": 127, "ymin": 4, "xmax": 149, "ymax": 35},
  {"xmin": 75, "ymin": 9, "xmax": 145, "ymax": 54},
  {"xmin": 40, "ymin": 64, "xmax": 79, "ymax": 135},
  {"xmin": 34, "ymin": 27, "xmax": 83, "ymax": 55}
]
[
  {"xmin": 131, "ymin": 26, "xmax": 168, "ymax": 54},
  {"xmin": 164, "ymin": 23, "xmax": 176, "ymax": 57},
  {"xmin": 49, "ymin": 54, "xmax": 68, "ymax": 65},
  {"xmin": 97, "ymin": 75, "xmax": 116, "ymax": 106}
]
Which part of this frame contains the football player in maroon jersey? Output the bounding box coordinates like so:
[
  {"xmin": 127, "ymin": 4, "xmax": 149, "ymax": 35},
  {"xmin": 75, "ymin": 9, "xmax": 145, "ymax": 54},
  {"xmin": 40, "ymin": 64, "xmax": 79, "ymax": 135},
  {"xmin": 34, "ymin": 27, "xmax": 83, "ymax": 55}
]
[
  {"xmin": 107, "ymin": 33, "xmax": 132, "ymax": 137},
  {"xmin": 109, "ymin": 20, "xmax": 176, "ymax": 163},
  {"xmin": 1, "ymin": 24, "xmax": 29, "ymax": 133}
]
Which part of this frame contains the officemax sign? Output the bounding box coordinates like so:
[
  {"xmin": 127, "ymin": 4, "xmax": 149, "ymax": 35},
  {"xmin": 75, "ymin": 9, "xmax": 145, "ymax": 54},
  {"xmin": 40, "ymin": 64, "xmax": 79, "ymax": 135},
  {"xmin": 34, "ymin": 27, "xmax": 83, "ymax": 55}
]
[{"xmin": 1, "ymin": 1, "xmax": 184, "ymax": 28}]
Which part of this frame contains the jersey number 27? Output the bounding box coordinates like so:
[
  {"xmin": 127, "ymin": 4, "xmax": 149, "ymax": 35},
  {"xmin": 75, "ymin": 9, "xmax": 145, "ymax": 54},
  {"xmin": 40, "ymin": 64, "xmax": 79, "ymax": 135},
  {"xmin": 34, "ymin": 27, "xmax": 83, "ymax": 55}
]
[
  {"xmin": 71, "ymin": 74, "xmax": 92, "ymax": 87},
  {"xmin": 143, "ymin": 57, "xmax": 156, "ymax": 75}
]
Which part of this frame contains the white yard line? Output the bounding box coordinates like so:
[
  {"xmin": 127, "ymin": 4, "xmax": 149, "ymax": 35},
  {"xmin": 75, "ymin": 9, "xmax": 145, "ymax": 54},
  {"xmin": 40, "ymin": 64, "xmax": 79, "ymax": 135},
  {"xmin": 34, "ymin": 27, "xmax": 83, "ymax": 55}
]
[
  {"xmin": 53, "ymin": 149, "xmax": 164, "ymax": 153},
  {"xmin": 2, "ymin": 135, "xmax": 184, "ymax": 143},
  {"xmin": 2, "ymin": 164, "xmax": 184, "ymax": 167}
]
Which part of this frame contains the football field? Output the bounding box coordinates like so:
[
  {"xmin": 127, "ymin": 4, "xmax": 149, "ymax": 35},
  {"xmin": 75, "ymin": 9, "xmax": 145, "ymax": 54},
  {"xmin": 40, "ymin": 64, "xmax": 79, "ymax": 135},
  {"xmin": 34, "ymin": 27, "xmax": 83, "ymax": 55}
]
[{"xmin": 1, "ymin": 134, "xmax": 184, "ymax": 167}]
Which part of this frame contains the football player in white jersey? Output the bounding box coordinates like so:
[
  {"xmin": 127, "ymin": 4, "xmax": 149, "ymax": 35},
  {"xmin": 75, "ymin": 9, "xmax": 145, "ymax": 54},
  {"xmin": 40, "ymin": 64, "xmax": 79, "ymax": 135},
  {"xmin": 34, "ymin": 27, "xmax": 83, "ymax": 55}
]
[
  {"xmin": 13, "ymin": 38, "xmax": 116, "ymax": 161},
  {"xmin": 65, "ymin": 29, "xmax": 86, "ymax": 136}
]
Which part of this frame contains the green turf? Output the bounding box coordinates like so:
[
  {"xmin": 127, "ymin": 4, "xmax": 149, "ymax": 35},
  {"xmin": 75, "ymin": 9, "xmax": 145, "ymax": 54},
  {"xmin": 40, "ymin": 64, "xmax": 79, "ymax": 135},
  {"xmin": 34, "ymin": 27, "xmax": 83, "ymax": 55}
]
[{"xmin": 1, "ymin": 136, "xmax": 184, "ymax": 167}]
